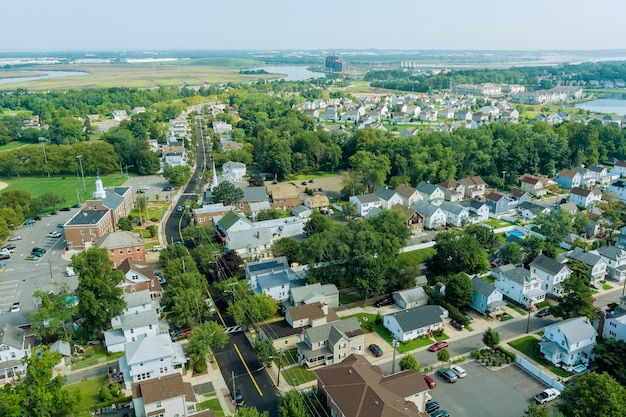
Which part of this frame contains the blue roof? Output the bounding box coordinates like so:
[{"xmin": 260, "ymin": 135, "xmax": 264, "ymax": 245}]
[
  {"xmin": 248, "ymin": 259, "xmax": 284, "ymax": 273},
  {"xmin": 257, "ymin": 271, "xmax": 290, "ymax": 289}
]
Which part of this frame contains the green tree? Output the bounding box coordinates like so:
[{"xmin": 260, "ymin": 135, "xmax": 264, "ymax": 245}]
[
  {"xmin": 349, "ymin": 150, "xmax": 391, "ymax": 193},
  {"xmin": 278, "ymin": 390, "xmax": 309, "ymax": 417},
  {"xmin": 437, "ymin": 348, "xmax": 450, "ymax": 366},
  {"xmin": 522, "ymin": 402, "xmax": 551, "ymax": 417},
  {"xmin": 163, "ymin": 165, "xmax": 192, "ymax": 187},
  {"xmin": 482, "ymin": 327, "xmax": 501, "ymax": 350},
  {"xmin": 0, "ymin": 189, "xmax": 31, "ymax": 217},
  {"xmin": 271, "ymin": 238, "xmax": 301, "ymax": 265},
  {"xmin": 72, "ymin": 248, "xmax": 125, "ymax": 339},
  {"xmin": 534, "ymin": 210, "xmax": 574, "ymax": 246},
  {"xmin": 399, "ymin": 355, "xmax": 420, "ymax": 372},
  {"xmin": 465, "ymin": 224, "xmax": 499, "ymax": 251},
  {"xmin": 255, "ymin": 338, "xmax": 279, "ymax": 368},
  {"xmin": 187, "ymin": 320, "xmax": 230, "ymax": 367},
  {"xmin": 40, "ymin": 192, "xmax": 65, "ymax": 212},
  {"xmin": 165, "ymin": 271, "xmax": 212, "ymax": 327},
  {"xmin": 212, "ymin": 181, "xmax": 244, "ymax": 205},
  {"xmin": 593, "ymin": 338, "xmax": 626, "ymax": 386},
  {"xmin": 226, "ymin": 286, "xmax": 278, "ymax": 328},
  {"xmin": 499, "ymin": 242, "xmax": 522, "ymax": 265},
  {"xmin": 29, "ymin": 285, "xmax": 74, "ymax": 344},
  {"xmin": 550, "ymin": 266, "xmax": 597, "ymax": 320},
  {"xmin": 218, "ymin": 250, "xmax": 244, "ymax": 278},
  {"xmin": 0, "ymin": 346, "xmax": 82, "ymax": 417},
  {"xmin": 445, "ymin": 273, "xmax": 473, "ymax": 308},
  {"xmin": 558, "ymin": 372, "xmax": 626, "ymax": 417},
  {"xmin": 303, "ymin": 210, "xmax": 333, "ymax": 236},
  {"xmin": 236, "ymin": 407, "xmax": 270, "ymax": 417},
  {"xmin": 159, "ymin": 243, "xmax": 189, "ymax": 267},
  {"xmin": 427, "ymin": 230, "xmax": 489, "ymax": 276},
  {"xmin": 520, "ymin": 236, "xmax": 545, "ymax": 266}
]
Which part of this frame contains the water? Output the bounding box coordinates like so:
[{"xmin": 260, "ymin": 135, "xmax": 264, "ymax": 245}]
[
  {"xmin": 0, "ymin": 70, "xmax": 88, "ymax": 85},
  {"xmin": 574, "ymin": 93, "xmax": 626, "ymax": 116},
  {"xmin": 255, "ymin": 66, "xmax": 325, "ymax": 81}
]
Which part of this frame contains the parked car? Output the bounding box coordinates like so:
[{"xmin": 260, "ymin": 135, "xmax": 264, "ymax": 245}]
[
  {"xmin": 232, "ymin": 389, "xmax": 245, "ymax": 406},
  {"xmin": 0, "ymin": 253, "xmax": 10, "ymax": 260},
  {"xmin": 162, "ymin": 185, "xmax": 173, "ymax": 191},
  {"xmin": 430, "ymin": 410, "xmax": 450, "ymax": 417},
  {"xmin": 534, "ymin": 388, "xmax": 560, "ymax": 404},
  {"xmin": 301, "ymin": 181, "xmax": 308, "ymax": 186},
  {"xmin": 450, "ymin": 365, "xmax": 467, "ymax": 378},
  {"xmin": 423, "ymin": 374, "xmax": 436, "ymax": 389},
  {"xmin": 7, "ymin": 235, "xmax": 22, "ymax": 241},
  {"xmin": 26, "ymin": 255, "xmax": 39, "ymax": 261},
  {"xmin": 152, "ymin": 244, "xmax": 166, "ymax": 252},
  {"xmin": 71, "ymin": 204, "xmax": 81, "ymax": 208},
  {"xmin": 32, "ymin": 247, "xmax": 47, "ymax": 254},
  {"xmin": 450, "ymin": 320, "xmax": 464, "ymax": 330},
  {"xmin": 596, "ymin": 232, "xmax": 607, "ymax": 238},
  {"xmin": 437, "ymin": 368, "xmax": 458, "ymax": 383},
  {"xmin": 9, "ymin": 302, "xmax": 20, "ymax": 313},
  {"xmin": 463, "ymin": 313, "xmax": 474, "ymax": 323},
  {"xmin": 177, "ymin": 206, "xmax": 183, "ymax": 212},
  {"xmin": 375, "ymin": 297, "xmax": 394, "ymax": 308},
  {"xmin": 60, "ymin": 207, "xmax": 71, "ymax": 212},
  {"xmin": 2, "ymin": 244, "xmax": 16, "ymax": 253},
  {"xmin": 139, "ymin": 185, "xmax": 149, "ymax": 190},
  {"xmin": 428, "ymin": 341, "xmax": 449, "ymax": 352},
  {"xmin": 368, "ymin": 344, "xmax": 383, "ymax": 357},
  {"xmin": 29, "ymin": 251, "xmax": 43, "ymax": 258},
  {"xmin": 536, "ymin": 308, "xmax": 551, "ymax": 318},
  {"xmin": 47, "ymin": 231, "xmax": 62, "ymax": 238},
  {"xmin": 425, "ymin": 401, "xmax": 440, "ymax": 414}
]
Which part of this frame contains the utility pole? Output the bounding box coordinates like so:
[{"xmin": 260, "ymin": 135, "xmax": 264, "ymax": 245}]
[
  {"xmin": 39, "ymin": 137, "xmax": 50, "ymax": 177},
  {"xmin": 391, "ymin": 338, "xmax": 398, "ymax": 374},
  {"xmin": 76, "ymin": 155, "xmax": 86, "ymax": 194},
  {"xmin": 276, "ymin": 349, "xmax": 283, "ymax": 386},
  {"xmin": 526, "ymin": 301, "xmax": 532, "ymax": 333},
  {"xmin": 232, "ymin": 371, "xmax": 236, "ymax": 404}
]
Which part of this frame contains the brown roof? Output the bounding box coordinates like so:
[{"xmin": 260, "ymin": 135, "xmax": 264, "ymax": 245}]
[
  {"xmin": 437, "ymin": 180, "xmax": 458, "ymax": 190},
  {"xmin": 615, "ymin": 160, "xmax": 626, "ymax": 168},
  {"xmin": 485, "ymin": 192, "xmax": 505, "ymax": 202},
  {"xmin": 571, "ymin": 187, "xmax": 601, "ymax": 197},
  {"xmin": 394, "ymin": 184, "xmax": 418, "ymax": 199},
  {"xmin": 521, "ymin": 177, "xmax": 540, "ymax": 185},
  {"xmin": 509, "ymin": 188, "xmax": 528, "ymax": 198},
  {"xmin": 117, "ymin": 258, "xmax": 154, "ymax": 278},
  {"xmin": 392, "ymin": 204, "xmax": 418, "ymax": 220},
  {"xmin": 266, "ymin": 183, "xmax": 299, "ymax": 199},
  {"xmin": 132, "ymin": 373, "xmax": 195, "ymax": 405},
  {"xmin": 314, "ymin": 354, "xmax": 429, "ymax": 417},
  {"xmin": 559, "ymin": 168, "xmax": 579, "ymax": 179},
  {"xmin": 287, "ymin": 302, "xmax": 327, "ymax": 322},
  {"xmin": 460, "ymin": 176, "xmax": 486, "ymax": 187}
]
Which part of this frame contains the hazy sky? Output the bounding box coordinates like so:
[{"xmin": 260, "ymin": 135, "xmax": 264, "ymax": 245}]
[{"xmin": 2, "ymin": 0, "xmax": 625, "ymax": 52}]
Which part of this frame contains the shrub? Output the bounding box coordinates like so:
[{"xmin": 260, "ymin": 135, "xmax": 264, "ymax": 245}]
[
  {"xmin": 375, "ymin": 312, "xmax": 383, "ymax": 325},
  {"xmin": 470, "ymin": 350, "xmax": 480, "ymax": 359},
  {"xmin": 100, "ymin": 386, "xmax": 113, "ymax": 402},
  {"xmin": 194, "ymin": 360, "xmax": 208, "ymax": 373}
]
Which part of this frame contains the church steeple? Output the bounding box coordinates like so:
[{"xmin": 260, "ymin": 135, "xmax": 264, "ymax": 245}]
[
  {"xmin": 93, "ymin": 176, "xmax": 106, "ymax": 199},
  {"xmin": 210, "ymin": 158, "xmax": 218, "ymax": 191}
]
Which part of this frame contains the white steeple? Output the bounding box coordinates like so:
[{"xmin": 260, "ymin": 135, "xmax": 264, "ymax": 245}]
[
  {"xmin": 93, "ymin": 176, "xmax": 106, "ymax": 199},
  {"xmin": 210, "ymin": 158, "xmax": 219, "ymax": 191}
]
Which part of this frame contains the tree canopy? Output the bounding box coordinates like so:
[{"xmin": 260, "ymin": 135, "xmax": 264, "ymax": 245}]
[
  {"xmin": 558, "ymin": 372, "xmax": 626, "ymax": 417},
  {"xmin": 427, "ymin": 230, "xmax": 489, "ymax": 276}
]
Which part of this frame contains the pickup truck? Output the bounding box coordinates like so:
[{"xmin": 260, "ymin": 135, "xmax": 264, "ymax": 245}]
[{"xmin": 534, "ymin": 388, "xmax": 560, "ymax": 404}]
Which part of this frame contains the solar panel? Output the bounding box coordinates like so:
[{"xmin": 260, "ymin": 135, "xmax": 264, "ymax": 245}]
[{"xmin": 248, "ymin": 259, "xmax": 282, "ymax": 272}]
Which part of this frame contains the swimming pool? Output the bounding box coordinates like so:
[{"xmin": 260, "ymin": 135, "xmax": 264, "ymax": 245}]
[{"xmin": 506, "ymin": 231, "xmax": 524, "ymax": 239}]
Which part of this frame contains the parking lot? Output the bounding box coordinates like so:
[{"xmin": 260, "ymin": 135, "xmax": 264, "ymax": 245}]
[
  {"xmin": 427, "ymin": 361, "xmax": 553, "ymax": 417},
  {"xmin": 122, "ymin": 175, "xmax": 179, "ymax": 202},
  {"xmin": 0, "ymin": 209, "xmax": 80, "ymax": 314}
]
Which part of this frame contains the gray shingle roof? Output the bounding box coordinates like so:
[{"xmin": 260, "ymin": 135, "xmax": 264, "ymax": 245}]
[
  {"xmin": 241, "ymin": 186, "xmax": 268, "ymax": 202},
  {"xmin": 596, "ymin": 245, "xmax": 626, "ymax": 260},
  {"xmin": 545, "ymin": 316, "xmax": 597, "ymax": 345},
  {"xmin": 416, "ymin": 181, "xmax": 440, "ymax": 195},
  {"xmin": 304, "ymin": 317, "xmax": 362, "ymax": 344},
  {"xmin": 354, "ymin": 193, "xmax": 380, "ymax": 204},
  {"xmin": 0, "ymin": 324, "xmax": 25, "ymax": 350},
  {"xmin": 412, "ymin": 200, "xmax": 440, "ymax": 217},
  {"xmin": 66, "ymin": 210, "xmax": 109, "ymax": 226},
  {"xmin": 567, "ymin": 248, "xmax": 603, "ymax": 268},
  {"xmin": 290, "ymin": 283, "xmax": 338, "ymax": 304},
  {"xmin": 385, "ymin": 305, "xmax": 444, "ymax": 333},
  {"xmin": 440, "ymin": 202, "xmax": 465, "ymax": 216},
  {"xmin": 392, "ymin": 287, "xmax": 427, "ymax": 304},
  {"xmin": 494, "ymin": 264, "xmax": 532, "ymax": 284},
  {"xmin": 472, "ymin": 276, "xmax": 498, "ymax": 297},
  {"xmin": 531, "ymin": 254, "xmax": 570, "ymax": 275},
  {"xmin": 375, "ymin": 187, "xmax": 397, "ymax": 201},
  {"xmin": 120, "ymin": 310, "xmax": 160, "ymax": 331}
]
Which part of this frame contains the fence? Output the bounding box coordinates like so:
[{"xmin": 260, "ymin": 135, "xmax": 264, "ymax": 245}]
[{"xmin": 515, "ymin": 355, "xmax": 564, "ymax": 391}]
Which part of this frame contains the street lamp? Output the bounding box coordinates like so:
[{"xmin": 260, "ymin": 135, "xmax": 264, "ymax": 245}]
[
  {"xmin": 391, "ymin": 338, "xmax": 399, "ymax": 374},
  {"xmin": 76, "ymin": 155, "xmax": 86, "ymax": 194},
  {"xmin": 124, "ymin": 164, "xmax": 134, "ymax": 178},
  {"xmin": 39, "ymin": 137, "xmax": 50, "ymax": 177}
]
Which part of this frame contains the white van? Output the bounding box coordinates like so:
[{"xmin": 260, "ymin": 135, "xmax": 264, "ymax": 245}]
[
  {"xmin": 450, "ymin": 365, "xmax": 467, "ymax": 378},
  {"xmin": 66, "ymin": 267, "xmax": 76, "ymax": 277}
]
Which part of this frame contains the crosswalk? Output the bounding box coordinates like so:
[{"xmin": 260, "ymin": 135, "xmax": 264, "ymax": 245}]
[
  {"xmin": 224, "ymin": 325, "xmax": 243, "ymax": 334},
  {"xmin": 0, "ymin": 279, "xmax": 20, "ymax": 312}
]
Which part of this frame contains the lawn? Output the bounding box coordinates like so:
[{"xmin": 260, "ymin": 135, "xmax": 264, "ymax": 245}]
[
  {"xmin": 396, "ymin": 336, "xmax": 435, "ymax": 353},
  {"xmin": 507, "ymin": 336, "xmax": 572, "ymax": 378},
  {"xmin": 603, "ymin": 282, "xmax": 613, "ymax": 290},
  {"xmin": 339, "ymin": 292, "xmax": 363, "ymax": 305},
  {"xmin": 1, "ymin": 173, "xmax": 128, "ymax": 214},
  {"xmin": 197, "ymin": 394, "xmax": 225, "ymax": 417},
  {"xmin": 506, "ymin": 303, "xmax": 528, "ymax": 316},
  {"xmin": 0, "ymin": 141, "xmax": 30, "ymax": 152},
  {"xmin": 71, "ymin": 346, "xmax": 124, "ymax": 371},
  {"xmin": 281, "ymin": 365, "xmax": 317, "ymax": 386},
  {"xmin": 274, "ymin": 347, "xmax": 299, "ymax": 367},
  {"xmin": 68, "ymin": 375, "xmax": 107, "ymax": 415},
  {"xmin": 484, "ymin": 219, "xmax": 512, "ymax": 229},
  {"xmin": 397, "ymin": 247, "xmax": 437, "ymax": 266}
]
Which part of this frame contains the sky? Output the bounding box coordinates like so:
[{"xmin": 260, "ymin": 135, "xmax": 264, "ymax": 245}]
[{"xmin": 2, "ymin": 0, "xmax": 625, "ymax": 52}]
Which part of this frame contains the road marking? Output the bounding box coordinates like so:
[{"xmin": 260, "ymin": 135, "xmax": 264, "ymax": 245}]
[
  {"xmin": 224, "ymin": 326, "xmax": 243, "ymax": 334},
  {"xmin": 233, "ymin": 343, "xmax": 263, "ymax": 396},
  {"xmin": 206, "ymin": 289, "xmax": 226, "ymax": 327}
]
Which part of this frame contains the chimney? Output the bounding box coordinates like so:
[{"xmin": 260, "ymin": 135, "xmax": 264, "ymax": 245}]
[{"xmin": 597, "ymin": 311, "xmax": 607, "ymax": 337}]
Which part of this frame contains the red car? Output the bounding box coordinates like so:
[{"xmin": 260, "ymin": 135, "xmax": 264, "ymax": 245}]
[
  {"xmin": 428, "ymin": 341, "xmax": 449, "ymax": 352},
  {"xmin": 596, "ymin": 233, "xmax": 607, "ymax": 238}
]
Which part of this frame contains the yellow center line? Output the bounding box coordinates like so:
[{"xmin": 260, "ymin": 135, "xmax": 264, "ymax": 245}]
[
  {"xmin": 206, "ymin": 288, "xmax": 226, "ymax": 327},
  {"xmin": 234, "ymin": 343, "xmax": 263, "ymax": 396}
]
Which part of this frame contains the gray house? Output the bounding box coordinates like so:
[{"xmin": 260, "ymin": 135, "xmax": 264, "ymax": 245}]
[
  {"xmin": 485, "ymin": 192, "xmax": 509, "ymax": 214},
  {"xmin": 470, "ymin": 276, "xmax": 505, "ymax": 316},
  {"xmin": 288, "ymin": 283, "xmax": 339, "ymax": 308},
  {"xmin": 392, "ymin": 287, "xmax": 429, "ymax": 309},
  {"xmin": 297, "ymin": 317, "xmax": 365, "ymax": 368},
  {"xmin": 383, "ymin": 305, "xmax": 447, "ymax": 342}
]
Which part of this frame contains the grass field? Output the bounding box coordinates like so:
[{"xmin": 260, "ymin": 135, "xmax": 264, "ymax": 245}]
[
  {"xmin": 69, "ymin": 375, "xmax": 107, "ymax": 415},
  {"xmin": 1, "ymin": 173, "xmax": 128, "ymax": 212},
  {"xmin": 0, "ymin": 62, "xmax": 288, "ymax": 91},
  {"xmin": 507, "ymin": 336, "xmax": 572, "ymax": 378},
  {"xmin": 0, "ymin": 141, "xmax": 31, "ymax": 152},
  {"xmin": 397, "ymin": 247, "xmax": 436, "ymax": 266}
]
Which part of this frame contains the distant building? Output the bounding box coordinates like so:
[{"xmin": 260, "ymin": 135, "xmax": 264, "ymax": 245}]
[{"xmin": 325, "ymin": 55, "xmax": 349, "ymax": 73}]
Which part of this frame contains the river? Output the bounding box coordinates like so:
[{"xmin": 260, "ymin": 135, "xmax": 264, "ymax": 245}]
[
  {"xmin": 574, "ymin": 93, "xmax": 626, "ymax": 116},
  {"xmin": 0, "ymin": 70, "xmax": 88, "ymax": 85},
  {"xmin": 255, "ymin": 66, "xmax": 325, "ymax": 81}
]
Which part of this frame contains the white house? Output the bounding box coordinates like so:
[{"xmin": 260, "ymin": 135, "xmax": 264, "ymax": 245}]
[
  {"xmin": 383, "ymin": 305, "xmax": 446, "ymax": 343},
  {"xmin": 568, "ymin": 187, "xmax": 602, "ymax": 208},
  {"xmin": 460, "ymin": 199, "xmax": 490, "ymax": 223},
  {"xmin": 470, "ymin": 276, "xmax": 505, "ymax": 316},
  {"xmin": 222, "ymin": 161, "xmax": 246, "ymax": 183},
  {"xmin": 529, "ymin": 254, "xmax": 572, "ymax": 298},
  {"xmin": 375, "ymin": 187, "xmax": 403, "ymax": 209},
  {"xmin": 118, "ymin": 334, "xmax": 187, "ymax": 390},
  {"xmin": 0, "ymin": 324, "xmax": 30, "ymax": 382},
  {"xmin": 493, "ymin": 264, "xmax": 546, "ymax": 307},
  {"xmin": 566, "ymin": 248, "xmax": 608, "ymax": 287},
  {"xmin": 593, "ymin": 246, "xmax": 626, "ymax": 282},
  {"xmin": 394, "ymin": 184, "xmax": 422, "ymax": 207},
  {"xmin": 611, "ymin": 160, "xmax": 626, "ymax": 178},
  {"xmin": 349, "ymin": 194, "xmax": 383, "ymax": 217},
  {"xmin": 439, "ymin": 202, "xmax": 470, "ymax": 227},
  {"xmin": 131, "ymin": 373, "xmax": 202, "ymax": 417},
  {"xmin": 598, "ymin": 296, "xmax": 626, "ymax": 340},
  {"xmin": 412, "ymin": 201, "xmax": 446, "ymax": 230},
  {"xmin": 608, "ymin": 179, "xmax": 626, "ymax": 203},
  {"xmin": 416, "ymin": 181, "xmax": 445, "ymax": 205},
  {"xmin": 392, "ymin": 287, "xmax": 429, "ymax": 309},
  {"xmin": 539, "ymin": 317, "xmax": 596, "ymax": 367}
]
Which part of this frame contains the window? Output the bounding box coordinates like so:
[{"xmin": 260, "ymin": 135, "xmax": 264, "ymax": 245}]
[
  {"xmin": 156, "ymin": 402, "xmax": 162, "ymax": 408},
  {"xmin": 80, "ymin": 230, "xmax": 85, "ymax": 235},
  {"xmin": 136, "ymin": 247, "xmax": 141, "ymax": 252}
]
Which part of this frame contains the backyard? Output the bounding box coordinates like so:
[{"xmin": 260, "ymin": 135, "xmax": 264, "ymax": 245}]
[{"xmin": 507, "ymin": 335, "xmax": 572, "ymax": 378}]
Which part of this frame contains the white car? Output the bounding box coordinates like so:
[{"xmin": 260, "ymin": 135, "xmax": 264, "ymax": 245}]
[
  {"xmin": 139, "ymin": 185, "xmax": 149, "ymax": 190},
  {"xmin": 47, "ymin": 231, "xmax": 62, "ymax": 238},
  {"xmin": 450, "ymin": 365, "xmax": 467, "ymax": 378},
  {"xmin": 7, "ymin": 235, "xmax": 22, "ymax": 241},
  {"xmin": 9, "ymin": 302, "xmax": 20, "ymax": 313},
  {"xmin": 152, "ymin": 244, "xmax": 166, "ymax": 252}
]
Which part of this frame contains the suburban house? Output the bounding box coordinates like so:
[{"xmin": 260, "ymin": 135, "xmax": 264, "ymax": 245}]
[
  {"xmin": 118, "ymin": 334, "xmax": 187, "ymax": 390},
  {"xmin": 104, "ymin": 291, "xmax": 168, "ymax": 353},
  {"xmin": 611, "ymin": 160, "xmax": 626, "ymax": 178},
  {"xmin": 470, "ymin": 276, "xmax": 505, "ymax": 316},
  {"xmin": 438, "ymin": 180, "xmax": 465, "ymax": 202},
  {"xmin": 116, "ymin": 258, "xmax": 163, "ymax": 299},
  {"xmin": 287, "ymin": 282, "xmax": 340, "ymax": 309},
  {"xmin": 110, "ymin": 110, "xmax": 128, "ymax": 121},
  {"xmin": 222, "ymin": 161, "xmax": 246, "ymax": 183},
  {"xmin": 506, "ymin": 188, "xmax": 532, "ymax": 209},
  {"xmin": 416, "ymin": 181, "xmax": 445, "ymax": 205},
  {"xmin": 485, "ymin": 192, "xmax": 509, "ymax": 215},
  {"xmin": 460, "ymin": 199, "xmax": 490, "ymax": 223},
  {"xmin": 588, "ymin": 165, "xmax": 611, "ymax": 185},
  {"xmin": 375, "ymin": 187, "xmax": 404, "ymax": 209},
  {"xmin": 392, "ymin": 287, "xmax": 429, "ymax": 309},
  {"xmin": 394, "ymin": 184, "xmax": 422, "ymax": 207},
  {"xmin": 244, "ymin": 257, "xmax": 308, "ymax": 302},
  {"xmin": 519, "ymin": 176, "xmax": 548, "ymax": 197},
  {"xmin": 383, "ymin": 305, "xmax": 446, "ymax": 343},
  {"xmin": 314, "ymin": 354, "xmax": 432, "ymax": 417},
  {"xmin": 566, "ymin": 248, "xmax": 608, "ymax": 287},
  {"xmin": 493, "ymin": 264, "xmax": 546, "ymax": 307},
  {"xmin": 608, "ymin": 179, "xmax": 626, "ymax": 203},
  {"xmin": 568, "ymin": 187, "xmax": 602, "ymax": 208},
  {"xmin": 518, "ymin": 201, "xmax": 550, "ymax": 220},
  {"xmin": 297, "ymin": 317, "xmax": 365, "ymax": 368},
  {"xmin": 303, "ymin": 195, "xmax": 330, "ymax": 211},
  {"xmin": 558, "ymin": 202, "xmax": 579, "ymax": 216},
  {"xmin": 412, "ymin": 201, "xmax": 446, "ymax": 230},
  {"xmin": 539, "ymin": 317, "xmax": 597, "ymax": 368},
  {"xmin": 132, "ymin": 372, "xmax": 214, "ymax": 417},
  {"xmin": 98, "ymin": 231, "xmax": 146, "ymax": 267},
  {"xmin": 392, "ymin": 204, "xmax": 424, "ymax": 235},
  {"xmin": 439, "ymin": 202, "xmax": 470, "ymax": 227},
  {"xmin": 530, "ymin": 254, "xmax": 572, "ymax": 297},
  {"xmin": 232, "ymin": 186, "xmax": 269, "ymax": 212},
  {"xmin": 0, "ymin": 324, "xmax": 30, "ymax": 382},
  {"xmin": 556, "ymin": 168, "xmax": 582, "ymax": 189},
  {"xmin": 596, "ymin": 296, "xmax": 626, "ymax": 340},
  {"xmin": 458, "ymin": 176, "xmax": 487, "ymax": 198},
  {"xmin": 193, "ymin": 203, "xmax": 237, "ymax": 226},
  {"xmin": 593, "ymin": 246, "xmax": 626, "ymax": 282},
  {"xmin": 349, "ymin": 194, "xmax": 383, "ymax": 217}
]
